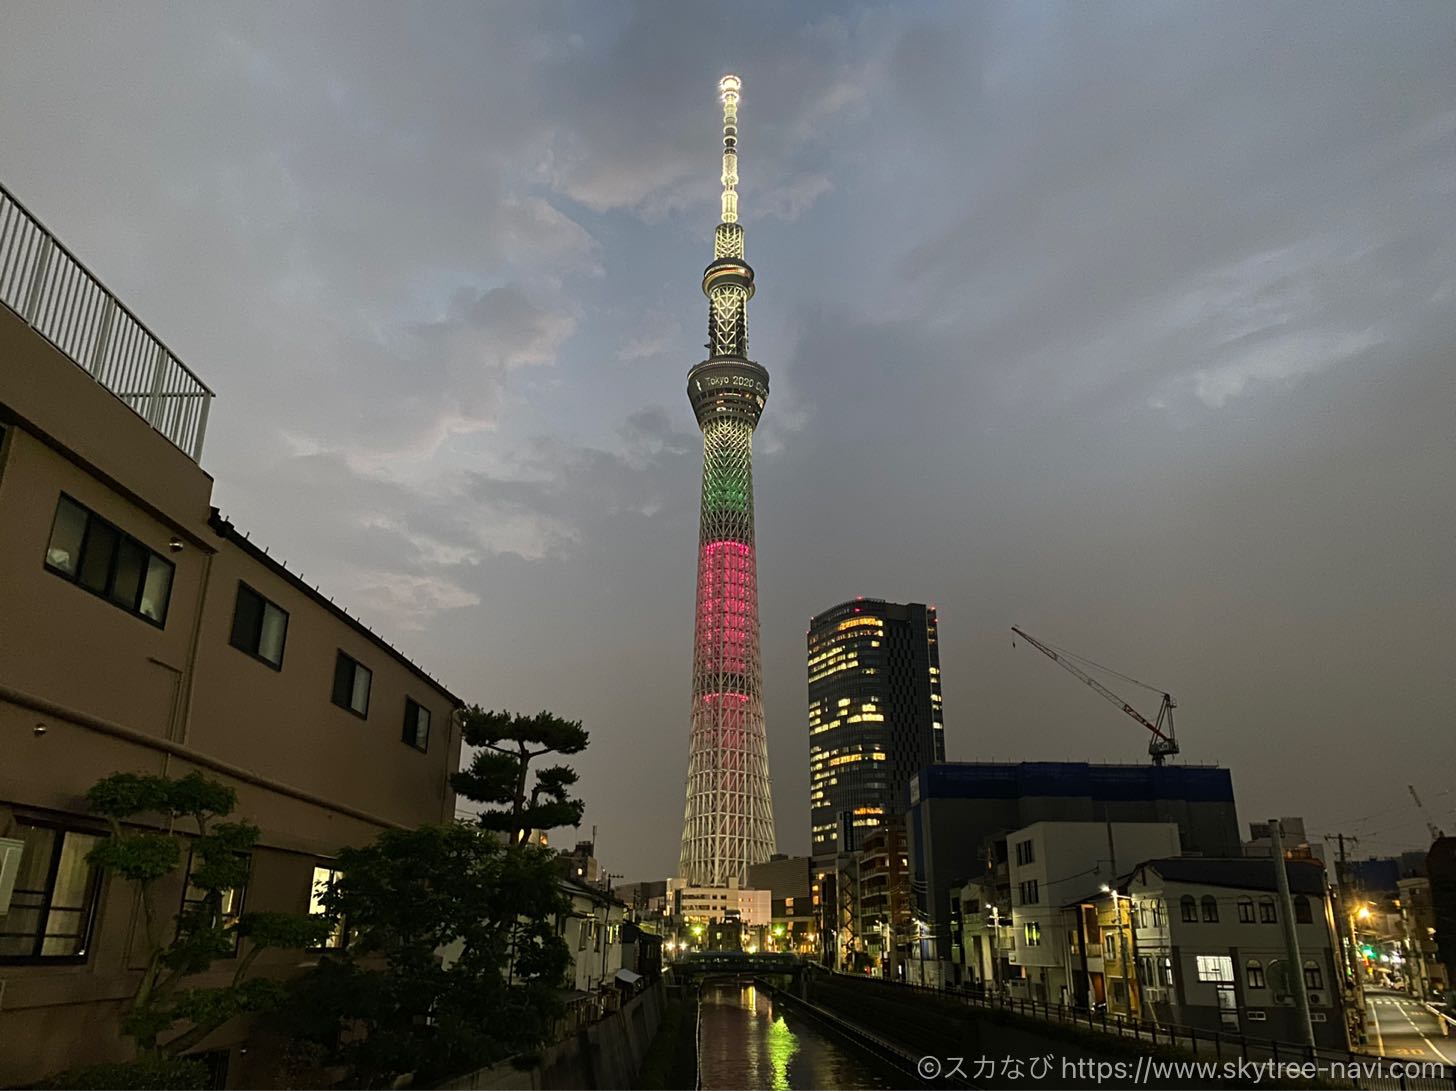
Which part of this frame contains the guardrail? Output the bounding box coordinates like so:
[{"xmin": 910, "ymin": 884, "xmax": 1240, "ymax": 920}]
[
  {"xmin": 830, "ymin": 972, "xmax": 1456, "ymax": 1090},
  {"xmin": 0, "ymin": 181, "xmax": 213, "ymax": 462},
  {"xmin": 1427, "ymin": 1004, "xmax": 1456, "ymax": 1036}
]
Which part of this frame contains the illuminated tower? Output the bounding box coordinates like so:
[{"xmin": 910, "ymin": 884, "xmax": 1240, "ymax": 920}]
[{"xmin": 678, "ymin": 75, "xmax": 776, "ymax": 887}]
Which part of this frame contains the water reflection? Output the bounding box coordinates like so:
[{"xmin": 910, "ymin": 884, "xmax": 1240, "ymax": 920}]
[{"xmin": 697, "ymin": 981, "xmax": 893, "ymax": 1090}]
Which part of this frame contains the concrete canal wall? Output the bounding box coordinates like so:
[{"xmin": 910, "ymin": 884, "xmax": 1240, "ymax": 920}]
[{"xmin": 440, "ymin": 983, "xmax": 664, "ymax": 1091}]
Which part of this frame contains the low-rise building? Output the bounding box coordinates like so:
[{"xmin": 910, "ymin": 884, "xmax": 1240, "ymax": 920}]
[
  {"xmin": 856, "ymin": 818, "xmax": 912, "ymax": 978},
  {"xmin": 0, "ymin": 181, "xmax": 462, "ymax": 1088},
  {"xmin": 1397, "ymin": 875, "xmax": 1448, "ymax": 1001},
  {"xmin": 1002, "ymin": 821, "xmax": 1182, "ymax": 1008},
  {"xmin": 1107, "ymin": 857, "xmax": 1349, "ymax": 1050}
]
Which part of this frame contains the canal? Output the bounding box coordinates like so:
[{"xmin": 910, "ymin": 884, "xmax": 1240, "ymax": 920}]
[{"xmin": 696, "ymin": 981, "xmax": 898, "ymax": 1090}]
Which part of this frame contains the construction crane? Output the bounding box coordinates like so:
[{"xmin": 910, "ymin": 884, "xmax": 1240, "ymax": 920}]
[
  {"xmin": 1408, "ymin": 786, "xmax": 1446, "ymax": 842},
  {"xmin": 1011, "ymin": 626, "xmax": 1180, "ymax": 764}
]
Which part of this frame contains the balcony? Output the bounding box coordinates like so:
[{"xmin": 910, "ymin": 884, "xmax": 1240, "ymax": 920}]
[{"xmin": 0, "ymin": 181, "xmax": 213, "ymax": 462}]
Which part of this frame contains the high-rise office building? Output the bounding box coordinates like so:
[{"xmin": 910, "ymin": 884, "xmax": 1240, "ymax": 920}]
[
  {"xmin": 677, "ymin": 76, "xmax": 776, "ymax": 887},
  {"xmin": 808, "ymin": 598, "xmax": 945, "ymax": 855}
]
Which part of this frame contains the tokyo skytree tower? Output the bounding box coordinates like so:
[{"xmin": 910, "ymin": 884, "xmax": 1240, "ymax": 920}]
[{"xmin": 678, "ymin": 75, "xmax": 776, "ymax": 887}]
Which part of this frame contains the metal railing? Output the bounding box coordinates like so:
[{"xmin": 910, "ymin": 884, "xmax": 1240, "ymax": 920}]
[
  {"xmin": 826, "ymin": 972, "xmax": 1456, "ymax": 1090},
  {"xmin": 0, "ymin": 181, "xmax": 213, "ymax": 462}
]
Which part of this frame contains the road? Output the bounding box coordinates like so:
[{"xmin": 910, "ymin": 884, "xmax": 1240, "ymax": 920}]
[{"xmin": 1364, "ymin": 987, "xmax": 1455, "ymax": 1067}]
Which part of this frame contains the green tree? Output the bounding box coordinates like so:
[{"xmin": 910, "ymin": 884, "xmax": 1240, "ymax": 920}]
[
  {"xmin": 281, "ymin": 823, "xmax": 570, "ymax": 1088},
  {"xmin": 79, "ymin": 772, "xmax": 332, "ymax": 1064},
  {"xmin": 450, "ymin": 708, "xmax": 589, "ymax": 842}
]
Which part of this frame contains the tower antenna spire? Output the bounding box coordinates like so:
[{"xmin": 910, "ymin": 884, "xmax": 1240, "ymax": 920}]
[{"xmin": 719, "ymin": 74, "xmax": 741, "ymax": 224}]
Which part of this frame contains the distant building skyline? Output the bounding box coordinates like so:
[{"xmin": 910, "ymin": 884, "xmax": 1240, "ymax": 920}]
[{"xmin": 808, "ymin": 598, "xmax": 945, "ymax": 857}]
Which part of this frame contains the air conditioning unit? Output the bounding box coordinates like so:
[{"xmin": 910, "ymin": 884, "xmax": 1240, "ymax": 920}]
[{"xmin": 0, "ymin": 837, "xmax": 23, "ymax": 916}]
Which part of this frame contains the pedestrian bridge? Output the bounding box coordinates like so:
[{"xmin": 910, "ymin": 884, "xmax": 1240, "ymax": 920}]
[{"xmin": 671, "ymin": 950, "xmax": 806, "ymax": 981}]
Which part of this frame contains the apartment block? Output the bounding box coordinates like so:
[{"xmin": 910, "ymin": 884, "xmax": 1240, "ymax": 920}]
[{"xmin": 0, "ymin": 183, "xmax": 462, "ymax": 1087}]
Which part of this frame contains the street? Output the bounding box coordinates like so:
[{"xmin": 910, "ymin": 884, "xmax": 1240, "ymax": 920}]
[{"xmin": 1365, "ymin": 988, "xmax": 1455, "ymax": 1067}]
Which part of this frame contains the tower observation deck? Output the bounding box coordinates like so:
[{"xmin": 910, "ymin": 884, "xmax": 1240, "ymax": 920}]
[{"xmin": 678, "ymin": 75, "xmax": 776, "ymax": 887}]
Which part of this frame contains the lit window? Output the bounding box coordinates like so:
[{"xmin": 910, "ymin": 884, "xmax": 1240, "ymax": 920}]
[
  {"xmin": 1247, "ymin": 959, "xmax": 1266, "ymax": 988},
  {"xmin": 0, "ymin": 819, "xmax": 103, "ymax": 962},
  {"xmin": 1195, "ymin": 955, "xmax": 1234, "ymax": 982},
  {"xmin": 1023, "ymin": 922, "xmax": 1041, "ymax": 947},
  {"xmin": 332, "ymin": 652, "xmax": 372, "ymax": 717},
  {"xmin": 309, "ymin": 866, "xmax": 347, "ymax": 949}
]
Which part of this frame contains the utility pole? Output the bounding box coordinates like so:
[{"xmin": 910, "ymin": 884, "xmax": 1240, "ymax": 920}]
[
  {"xmin": 1105, "ymin": 821, "xmax": 1150, "ymax": 1023},
  {"xmin": 1327, "ymin": 832, "xmax": 1367, "ymax": 1044},
  {"xmin": 1271, "ymin": 818, "xmax": 1318, "ymax": 1050},
  {"xmin": 989, "ymin": 904, "xmax": 1002, "ymax": 993}
]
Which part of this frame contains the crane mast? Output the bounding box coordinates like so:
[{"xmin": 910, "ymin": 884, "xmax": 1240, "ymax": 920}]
[{"xmin": 1011, "ymin": 626, "xmax": 1179, "ymax": 764}]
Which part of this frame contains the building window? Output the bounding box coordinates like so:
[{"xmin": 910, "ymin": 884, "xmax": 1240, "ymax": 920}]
[
  {"xmin": 1195, "ymin": 954, "xmax": 1234, "ymax": 982},
  {"xmin": 309, "ymin": 866, "xmax": 347, "ymax": 949},
  {"xmin": 1201, "ymin": 895, "xmax": 1219, "ymax": 923},
  {"xmin": 179, "ymin": 850, "xmax": 249, "ymax": 957},
  {"xmin": 1294, "ymin": 895, "xmax": 1313, "ymax": 924},
  {"xmin": 1303, "ymin": 961, "xmax": 1323, "ymax": 990},
  {"xmin": 1015, "ymin": 839, "xmax": 1035, "ymax": 866},
  {"xmin": 44, "ymin": 495, "xmax": 175, "ymax": 626},
  {"xmin": 1180, "ymin": 895, "xmax": 1197, "ymax": 922},
  {"xmin": 229, "ymin": 583, "xmax": 289, "ymax": 669},
  {"xmin": 401, "ymin": 699, "xmax": 431, "ymax": 751},
  {"xmin": 331, "ymin": 652, "xmax": 372, "ymax": 717},
  {"xmin": 1237, "ymin": 897, "xmax": 1255, "ymax": 923},
  {"xmin": 1259, "ymin": 897, "xmax": 1277, "ymax": 924},
  {"xmin": 0, "ymin": 819, "xmax": 103, "ymax": 962},
  {"xmin": 1247, "ymin": 960, "xmax": 1267, "ymax": 988},
  {"xmin": 1018, "ymin": 879, "xmax": 1039, "ymax": 905},
  {"xmin": 1023, "ymin": 922, "xmax": 1041, "ymax": 947}
]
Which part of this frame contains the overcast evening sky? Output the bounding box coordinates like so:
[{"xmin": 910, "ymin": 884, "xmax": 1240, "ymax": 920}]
[{"xmin": 3, "ymin": 2, "xmax": 1453, "ymax": 879}]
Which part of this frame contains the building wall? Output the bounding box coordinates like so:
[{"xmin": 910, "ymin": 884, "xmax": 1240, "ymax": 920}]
[{"xmin": 0, "ymin": 299, "xmax": 461, "ymax": 1087}]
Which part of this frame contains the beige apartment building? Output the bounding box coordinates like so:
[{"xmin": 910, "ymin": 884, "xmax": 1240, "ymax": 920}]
[{"xmin": 0, "ymin": 183, "xmax": 463, "ymax": 1087}]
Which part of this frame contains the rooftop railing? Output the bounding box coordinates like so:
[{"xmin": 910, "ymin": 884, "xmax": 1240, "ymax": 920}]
[{"xmin": 0, "ymin": 181, "xmax": 213, "ymax": 462}]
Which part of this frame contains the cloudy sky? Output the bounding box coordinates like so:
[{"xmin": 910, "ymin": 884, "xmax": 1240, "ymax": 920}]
[{"xmin": 4, "ymin": 2, "xmax": 1453, "ymax": 878}]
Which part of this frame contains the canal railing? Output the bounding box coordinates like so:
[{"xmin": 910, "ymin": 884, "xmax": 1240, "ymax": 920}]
[
  {"xmin": 828, "ymin": 973, "xmax": 1455, "ymax": 1090},
  {"xmin": 0, "ymin": 179, "xmax": 214, "ymax": 462}
]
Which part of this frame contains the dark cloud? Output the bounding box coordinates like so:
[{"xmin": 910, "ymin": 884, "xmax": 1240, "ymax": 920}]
[{"xmin": 3, "ymin": 1, "xmax": 1452, "ymax": 875}]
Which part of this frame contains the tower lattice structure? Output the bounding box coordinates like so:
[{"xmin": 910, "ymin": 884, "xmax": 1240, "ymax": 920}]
[{"xmin": 678, "ymin": 75, "xmax": 776, "ymax": 887}]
